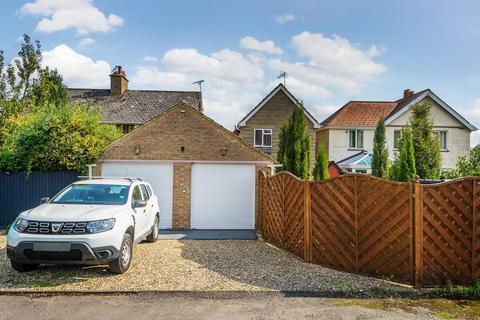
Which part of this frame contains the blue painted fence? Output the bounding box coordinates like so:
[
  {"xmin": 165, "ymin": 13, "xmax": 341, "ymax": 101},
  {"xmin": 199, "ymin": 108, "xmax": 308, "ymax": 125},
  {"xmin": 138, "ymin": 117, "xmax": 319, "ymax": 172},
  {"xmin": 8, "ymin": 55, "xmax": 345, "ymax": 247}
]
[{"xmin": 0, "ymin": 171, "xmax": 79, "ymax": 227}]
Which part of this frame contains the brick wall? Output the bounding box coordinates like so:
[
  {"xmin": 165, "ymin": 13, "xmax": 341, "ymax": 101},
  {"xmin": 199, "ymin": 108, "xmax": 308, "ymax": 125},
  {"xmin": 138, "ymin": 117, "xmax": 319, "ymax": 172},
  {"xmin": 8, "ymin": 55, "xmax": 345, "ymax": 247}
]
[
  {"xmin": 172, "ymin": 163, "xmax": 191, "ymax": 229},
  {"xmin": 238, "ymin": 89, "xmax": 317, "ymax": 167}
]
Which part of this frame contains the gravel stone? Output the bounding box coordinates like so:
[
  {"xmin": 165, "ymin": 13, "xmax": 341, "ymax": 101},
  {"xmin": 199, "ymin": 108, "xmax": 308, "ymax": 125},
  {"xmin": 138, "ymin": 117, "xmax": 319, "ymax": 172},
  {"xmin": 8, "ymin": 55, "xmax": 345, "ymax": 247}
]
[{"xmin": 0, "ymin": 236, "xmax": 414, "ymax": 293}]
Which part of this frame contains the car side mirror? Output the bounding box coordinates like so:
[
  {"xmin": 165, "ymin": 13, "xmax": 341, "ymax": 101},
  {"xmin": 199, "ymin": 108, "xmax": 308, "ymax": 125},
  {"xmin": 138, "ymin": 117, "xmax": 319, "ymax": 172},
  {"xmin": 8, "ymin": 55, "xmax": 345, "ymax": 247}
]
[
  {"xmin": 40, "ymin": 197, "xmax": 50, "ymax": 204},
  {"xmin": 132, "ymin": 199, "xmax": 147, "ymax": 208}
]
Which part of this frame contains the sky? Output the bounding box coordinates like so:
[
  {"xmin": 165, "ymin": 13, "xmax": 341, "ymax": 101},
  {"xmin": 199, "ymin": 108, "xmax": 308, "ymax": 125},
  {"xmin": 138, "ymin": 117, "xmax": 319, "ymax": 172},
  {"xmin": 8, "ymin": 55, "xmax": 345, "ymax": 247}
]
[{"xmin": 1, "ymin": 0, "xmax": 480, "ymax": 144}]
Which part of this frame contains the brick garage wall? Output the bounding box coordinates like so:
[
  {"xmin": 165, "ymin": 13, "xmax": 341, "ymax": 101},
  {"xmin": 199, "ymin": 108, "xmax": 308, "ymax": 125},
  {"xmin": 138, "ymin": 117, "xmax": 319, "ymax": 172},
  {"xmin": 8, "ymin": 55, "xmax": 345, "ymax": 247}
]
[
  {"xmin": 172, "ymin": 163, "xmax": 191, "ymax": 229},
  {"xmin": 96, "ymin": 103, "xmax": 273, "ymax": 230},
  {"xmin": 238, "ymin": 89, "xmax": 317, "ymax": 167}
]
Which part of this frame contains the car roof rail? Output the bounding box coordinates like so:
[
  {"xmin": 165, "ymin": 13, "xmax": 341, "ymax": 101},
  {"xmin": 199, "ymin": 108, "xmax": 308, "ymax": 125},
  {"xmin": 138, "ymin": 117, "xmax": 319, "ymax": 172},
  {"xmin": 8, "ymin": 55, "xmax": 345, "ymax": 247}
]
[{"xmin": 78, "ymin": 176, "xmax": 144, "ymax": 182}]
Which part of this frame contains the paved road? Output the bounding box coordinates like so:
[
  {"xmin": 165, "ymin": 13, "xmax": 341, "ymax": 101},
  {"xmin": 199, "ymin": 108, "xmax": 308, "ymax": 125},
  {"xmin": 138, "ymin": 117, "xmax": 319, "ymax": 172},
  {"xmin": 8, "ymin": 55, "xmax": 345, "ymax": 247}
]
[{"xmin": 0, "ymin": 293, "xmax": 444, "ymax": 320}]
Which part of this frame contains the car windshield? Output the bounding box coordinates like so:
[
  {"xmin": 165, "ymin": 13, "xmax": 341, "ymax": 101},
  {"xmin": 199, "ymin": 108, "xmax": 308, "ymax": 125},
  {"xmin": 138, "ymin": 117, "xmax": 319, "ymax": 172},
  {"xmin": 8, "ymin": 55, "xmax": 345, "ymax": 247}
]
[{"xmin": 51, "ymin": 184, "xmax": 130, "ymax": 205}]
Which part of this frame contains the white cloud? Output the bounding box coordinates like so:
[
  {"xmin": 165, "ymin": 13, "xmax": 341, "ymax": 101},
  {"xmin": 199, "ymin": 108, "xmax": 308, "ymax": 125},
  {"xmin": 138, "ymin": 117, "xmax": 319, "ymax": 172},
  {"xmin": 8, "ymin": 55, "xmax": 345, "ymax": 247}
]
[
  {"xmin": 240, "ymin": 36, "xmax": 283, "ymax": 55},
  {"xmin": 275, "ymin": 14, "xmax": 296, "ymax": 24},
  {"xmin": 78, "ymin": 37, "xmax": 95, "ymax": 46},
  {"xmin": 460, "ymin": 99, "xmax": 480, "ymax": 146},
  {"xmin": 267, "ymin": 32, "xmax": 387, "ymax": 97},
  {"xmin": 143, "ymin": 55, "xmax": 158, "ymax": 62},
  {"xmin": 126, "ymin": 32, "xmax": 386, "ymax": 130},
  {"xmin": 42, "ymin": 44, "xmax": 111, "ymax": 88},
  {"xmin": 21, "ymin": 0, "xmax": 124, "ymax": 34},
  {"xmin": 162, "ymin": 48, "xmax": 264, "ymax": 83}
]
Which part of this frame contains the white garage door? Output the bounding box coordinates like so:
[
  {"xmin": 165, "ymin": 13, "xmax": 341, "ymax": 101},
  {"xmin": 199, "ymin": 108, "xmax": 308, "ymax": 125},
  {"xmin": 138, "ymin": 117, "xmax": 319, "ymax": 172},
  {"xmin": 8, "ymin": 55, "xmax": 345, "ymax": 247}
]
[
  {"xmin": 101, "ymin": 161, "xmax": 173, "ymax": 229},
  {"xmin": 191, "ymin": 164, "xmax": 255, "ymax": 229}
]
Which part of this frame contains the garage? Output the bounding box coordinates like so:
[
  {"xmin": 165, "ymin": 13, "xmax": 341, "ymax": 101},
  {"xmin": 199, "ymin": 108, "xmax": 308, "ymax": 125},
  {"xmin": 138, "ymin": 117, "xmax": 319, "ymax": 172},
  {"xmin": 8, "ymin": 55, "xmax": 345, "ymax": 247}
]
[
  {"xmin": 101, "ymin": 161, "xmax": 173, "ymax": 229},
  {"xmin": 190, "ymin": 164, "xmax": 255, "ymax": 229},
  {"xmin": 95, "ymin": 103, "xmax": 272, "ymax": 230}
]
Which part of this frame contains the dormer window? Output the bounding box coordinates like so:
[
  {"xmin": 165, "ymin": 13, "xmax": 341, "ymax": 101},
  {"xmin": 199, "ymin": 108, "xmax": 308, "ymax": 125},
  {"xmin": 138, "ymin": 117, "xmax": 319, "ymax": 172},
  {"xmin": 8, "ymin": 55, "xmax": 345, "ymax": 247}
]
[{"xmin": 254, "ymin": 129, "xmax": 272, "ymax": 147}]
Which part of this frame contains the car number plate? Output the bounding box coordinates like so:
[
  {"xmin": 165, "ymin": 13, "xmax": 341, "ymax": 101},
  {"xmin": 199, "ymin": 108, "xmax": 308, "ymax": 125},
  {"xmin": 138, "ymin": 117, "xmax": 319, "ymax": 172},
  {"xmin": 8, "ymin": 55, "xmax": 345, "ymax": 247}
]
[{"xmin": 33, "ymin": 242, "xmax": 71, "ymax": 252}]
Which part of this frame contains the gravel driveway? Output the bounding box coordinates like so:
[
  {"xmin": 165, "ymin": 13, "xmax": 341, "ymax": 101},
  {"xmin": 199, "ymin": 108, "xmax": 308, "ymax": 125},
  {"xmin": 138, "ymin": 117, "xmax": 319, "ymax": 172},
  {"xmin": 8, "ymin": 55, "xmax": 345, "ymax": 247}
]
[{"xmin": 0, "ymin": 235, "xmax": 413, "ymax": 293}]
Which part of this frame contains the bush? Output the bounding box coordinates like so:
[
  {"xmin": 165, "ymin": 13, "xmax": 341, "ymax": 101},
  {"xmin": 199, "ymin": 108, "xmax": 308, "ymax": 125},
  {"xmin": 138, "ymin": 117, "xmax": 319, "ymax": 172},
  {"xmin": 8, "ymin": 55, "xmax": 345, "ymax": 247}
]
[{"xmin": 0, "ymin": 102, "xmax": 122, "ymax": 173}]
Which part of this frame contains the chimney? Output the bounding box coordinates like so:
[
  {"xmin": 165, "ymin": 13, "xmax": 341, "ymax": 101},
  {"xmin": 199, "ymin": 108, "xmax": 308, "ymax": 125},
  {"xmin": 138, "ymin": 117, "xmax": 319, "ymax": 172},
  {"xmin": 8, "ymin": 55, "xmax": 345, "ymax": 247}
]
[
  {"xmin": 403, "ymin": 89, "xmax": 414, "ymax": 98},
  {"xmin": 110, "ymin": 66, "xmax": 129, "ymax": 96}
]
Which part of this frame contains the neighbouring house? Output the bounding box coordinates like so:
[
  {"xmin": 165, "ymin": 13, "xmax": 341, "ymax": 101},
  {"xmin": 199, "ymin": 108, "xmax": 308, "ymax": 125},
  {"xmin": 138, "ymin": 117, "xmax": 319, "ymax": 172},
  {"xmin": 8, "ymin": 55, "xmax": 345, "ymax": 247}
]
[
  {"xmin": 93, "ymin": 102, "xmax": 273, "ymax": 230},
  {"xmin": 68, "ymin": 66, "xmax": 202, "ymax": 133},
  {"xmin": 317, "ymin": 89, "xmax": 477, "ymax": 172},
  {"xmin": 235, "ymin": 84, "xmax": 320, "ymax": 167}
]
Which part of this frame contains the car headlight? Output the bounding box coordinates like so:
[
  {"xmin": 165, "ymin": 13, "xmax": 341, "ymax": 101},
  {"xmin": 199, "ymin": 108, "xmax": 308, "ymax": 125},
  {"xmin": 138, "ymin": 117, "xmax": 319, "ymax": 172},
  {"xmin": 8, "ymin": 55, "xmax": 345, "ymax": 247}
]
[
  {"xmin": 86, "ymin": 218, "xmax": 115, "ymax": 234},
  {"xmin": 13, "ymin": 218, "xmax": 29, "ymax": 233}
]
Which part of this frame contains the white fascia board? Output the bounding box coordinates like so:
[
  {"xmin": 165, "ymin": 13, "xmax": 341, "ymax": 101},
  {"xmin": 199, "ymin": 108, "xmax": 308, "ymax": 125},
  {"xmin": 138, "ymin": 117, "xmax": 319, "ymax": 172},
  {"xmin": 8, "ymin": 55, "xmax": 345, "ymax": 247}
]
[{"xmin": 384, "ymin": 91, "xmax": 477, "ymax": 131}]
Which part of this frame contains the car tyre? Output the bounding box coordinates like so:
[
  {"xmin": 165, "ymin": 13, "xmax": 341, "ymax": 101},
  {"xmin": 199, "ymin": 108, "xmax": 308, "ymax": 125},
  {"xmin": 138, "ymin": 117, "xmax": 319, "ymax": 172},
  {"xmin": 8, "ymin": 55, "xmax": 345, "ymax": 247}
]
[
  {"xmin": 108, "ymin": 233, "xmax": 133, "ymax": 274},
  {"xmin": 146, "ymin": 216, "xmax": 159, "ymax": 243},
  {"xmin": 10, "ymin": 260, "xmax": 39, "ymax": 272}
]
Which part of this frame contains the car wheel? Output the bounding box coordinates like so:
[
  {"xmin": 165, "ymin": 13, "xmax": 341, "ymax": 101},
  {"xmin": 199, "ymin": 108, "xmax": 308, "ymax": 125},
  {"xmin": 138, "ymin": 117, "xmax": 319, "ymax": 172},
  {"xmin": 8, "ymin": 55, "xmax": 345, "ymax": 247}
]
[
  {"xmin": 10, "ymin": 260, "xmax": 39, "ymax": 273},
  {"xmin": 146, "ymin": 216, "xmax": 159, "ymax": 243},
  {"xmin": 108, "ymin": 233, "xmax": 133, "ymax": 274}
]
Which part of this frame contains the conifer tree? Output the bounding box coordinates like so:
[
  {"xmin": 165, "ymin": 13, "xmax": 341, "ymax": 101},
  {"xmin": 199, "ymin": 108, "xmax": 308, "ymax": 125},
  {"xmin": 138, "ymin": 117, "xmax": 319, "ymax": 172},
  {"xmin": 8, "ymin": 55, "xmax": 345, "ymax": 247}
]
[{"xmin": 371, "ymin": 118, "xmax": 388, "ymax": 178}]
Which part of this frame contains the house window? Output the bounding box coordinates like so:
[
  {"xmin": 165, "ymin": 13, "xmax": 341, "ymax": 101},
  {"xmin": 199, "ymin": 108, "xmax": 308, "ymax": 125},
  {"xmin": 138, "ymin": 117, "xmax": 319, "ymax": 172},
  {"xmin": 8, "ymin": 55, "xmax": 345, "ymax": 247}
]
[
  {"xmin": 348, "ymin": 130, "xmax": 364, "ymax": 149},
  {"xmin": 117, "ymin": 124, "xmax": 135, "ymax": 134},
  {"xmin": 254, "ymin": 129, "xmax": 272, "ymax": 147},
  {"xmin": 355, "ymin": 169, "xmax": 367, "ymax": 174},
  {"xmin": 434, "ymin": 131, "xmax": 447, "ymax": 150},
  {"xmin": 394, "ymin": 130, "xmax": 402, "ymax": 149}
]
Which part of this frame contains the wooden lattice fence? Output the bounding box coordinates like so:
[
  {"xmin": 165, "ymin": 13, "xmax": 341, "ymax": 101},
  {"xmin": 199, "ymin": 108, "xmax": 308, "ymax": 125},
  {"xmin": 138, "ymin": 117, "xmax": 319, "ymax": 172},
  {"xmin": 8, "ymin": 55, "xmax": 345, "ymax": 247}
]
[{"xmin": 258, "ymin": 172, "xmax": 480, "ymax": 288}]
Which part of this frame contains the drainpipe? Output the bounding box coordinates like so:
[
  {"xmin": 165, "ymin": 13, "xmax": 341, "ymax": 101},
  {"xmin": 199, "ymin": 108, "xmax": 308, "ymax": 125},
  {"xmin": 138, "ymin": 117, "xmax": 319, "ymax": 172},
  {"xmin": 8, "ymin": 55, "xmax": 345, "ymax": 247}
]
[{"xmin": 86, "ymin": 164, "xmax": 96, "ymax": 179}]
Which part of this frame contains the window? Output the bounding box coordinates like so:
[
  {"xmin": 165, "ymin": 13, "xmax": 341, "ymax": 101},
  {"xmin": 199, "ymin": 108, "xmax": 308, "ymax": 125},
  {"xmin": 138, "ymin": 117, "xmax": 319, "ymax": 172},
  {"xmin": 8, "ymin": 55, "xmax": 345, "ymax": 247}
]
[
  {"xmin": 348, "ymin": 130, "xmax": 364, "ymax": 149},
  {"xmin": 140, "ymin": 184, "xmax": 150, "ymax": 201},
  {"xmin": 145, "ymin": 185, "xmax": 153, "ymax": 198},
  {"xmin": 394, "ymin": 130, "xmax": 402, "ymax": 149},
  {"xmin": 132, "ymin": 186, "xmax": 143, "ymax": 202},
  {"xmin": 355, "ymin": 169, "xmax": 367, "ymax": 174},
  {"xmin": 117, "ymin": 124, "xmax": 135, "ymax": 134},
  {"xmin": 254, "ymin": 129, "xmax": 272, "ymax": 147},
  {"xmin": 434, "ymin": 131, "xmax": 447, "ymax": 150},
  {"xmin": 51, "ymin": 184, "xmax": 130, "ymax": 205}
]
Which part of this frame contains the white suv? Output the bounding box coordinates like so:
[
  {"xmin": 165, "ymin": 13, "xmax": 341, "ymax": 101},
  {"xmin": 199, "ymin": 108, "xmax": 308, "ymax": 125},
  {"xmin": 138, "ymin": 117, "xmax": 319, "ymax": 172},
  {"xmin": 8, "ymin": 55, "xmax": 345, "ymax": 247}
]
[{"xmin": 6, "ymin": 178, "xmax": 160, "ymax": 274}]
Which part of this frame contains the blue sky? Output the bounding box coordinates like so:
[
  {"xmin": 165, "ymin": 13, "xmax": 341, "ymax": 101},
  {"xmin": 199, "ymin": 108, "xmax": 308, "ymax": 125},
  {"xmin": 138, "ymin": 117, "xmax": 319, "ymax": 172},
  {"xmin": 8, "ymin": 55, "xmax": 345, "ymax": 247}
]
[{"xmin": 2, "ymin": 0, "xmax": 480, "ymax": 143}]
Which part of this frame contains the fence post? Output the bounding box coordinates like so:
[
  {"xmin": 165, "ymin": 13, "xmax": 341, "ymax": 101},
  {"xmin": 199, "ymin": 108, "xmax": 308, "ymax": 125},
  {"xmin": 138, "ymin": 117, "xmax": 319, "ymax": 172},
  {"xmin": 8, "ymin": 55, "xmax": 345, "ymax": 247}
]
[
  {"xmin": 304, "ymin": 176, "xmax": 312, "ymax": 263},
  {"xmin": 472, "ymin": 178, "xmax": 477, "ymax": 283},
  {"xmin": 413, "ymin": 176, "xmax": 423, "ymax": 289}
]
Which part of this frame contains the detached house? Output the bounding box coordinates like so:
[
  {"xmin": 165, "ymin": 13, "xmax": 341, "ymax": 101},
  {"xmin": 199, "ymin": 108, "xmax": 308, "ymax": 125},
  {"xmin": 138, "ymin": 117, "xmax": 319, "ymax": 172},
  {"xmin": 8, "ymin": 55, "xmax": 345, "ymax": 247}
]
[
  {"xmin": 236, "ymin": 84, "xmax": 320, "ymax": 166},
  {"xmin": 318, "ymin": 89, "xmax": 477, "ymax": 173},
  {"xmin": 67, "ymin": 66, "xmax": 202, "ymax": 133}
]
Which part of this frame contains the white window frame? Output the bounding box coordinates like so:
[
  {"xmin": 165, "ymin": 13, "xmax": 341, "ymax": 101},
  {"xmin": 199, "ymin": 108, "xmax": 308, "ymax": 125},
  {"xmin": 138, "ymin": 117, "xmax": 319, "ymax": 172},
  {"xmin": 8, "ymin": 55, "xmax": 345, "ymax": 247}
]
[
  {"xmin": 254, "ymin": 129, "xmax": 273, "ymax": 147},
  {"xmin": 434, "ymin": 130, "xmax": 448, "ymax": 151},
  {"xmin": 348, "ymin": 129, "xmax": 364, "ymax": 149}
]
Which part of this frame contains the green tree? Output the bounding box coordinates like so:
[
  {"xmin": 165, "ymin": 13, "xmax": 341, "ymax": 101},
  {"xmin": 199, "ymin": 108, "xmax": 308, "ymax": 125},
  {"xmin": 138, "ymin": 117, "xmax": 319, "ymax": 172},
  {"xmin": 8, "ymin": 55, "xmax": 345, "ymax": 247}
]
[
  {"xmin": 276, "ymin": 107, "xmax": 311, "ymax": 178},
  {"xmin": 30, "ymin": 67, "xmax": 68, "ymax": 107},
  {"xmin": 410, "ymin": 102, "xmax": 441, "ymax": 178},
  {"xmin": 371, "ymin": 118, "xmax": 389, "ymax": 178},
  {"xmin": 391, "ymin": 126, "xmax": 416, "ymax": 182},
  {"xmin": 276, "ymin": 123, "xmax": 288, "ymax": 173},
  {"xmin": 313, "ymin": 142, "xmax": 329, "ymax": 181},
  {"xmin": 0, "ymin": 102, "xmax": 122, "ymax": 173}
]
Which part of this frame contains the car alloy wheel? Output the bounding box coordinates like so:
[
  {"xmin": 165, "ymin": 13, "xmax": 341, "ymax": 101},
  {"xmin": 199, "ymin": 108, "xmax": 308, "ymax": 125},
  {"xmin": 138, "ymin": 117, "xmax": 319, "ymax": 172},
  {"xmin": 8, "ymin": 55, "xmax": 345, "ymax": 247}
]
[{"xmin": 121, "ymin": 240, "xmax": 131, "ymax": 267}]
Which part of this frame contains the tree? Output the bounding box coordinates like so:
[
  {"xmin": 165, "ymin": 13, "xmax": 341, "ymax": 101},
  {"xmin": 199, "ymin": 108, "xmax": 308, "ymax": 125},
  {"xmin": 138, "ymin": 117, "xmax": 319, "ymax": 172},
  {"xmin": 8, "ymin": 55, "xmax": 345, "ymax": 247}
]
[
  {"xmin": 276, "ymin": 107, "xmax": 311, "ymax": 178},
  {"xmin": 371, "ymin": 118, "xmax": 389, "ymax": 178},
  {"xmin": 410, "ymin": 102, "xmax": 441, "ymax": 179},
  {"xmin": 276, "ymin": 123, "xmax": 288, "ymax": 173},
  {"xmin": 313, "ymin": 142, "xmax": 329, "ymax": 181},
  {"xmin": 443, "ymin": 145, "xmax": 480, "ymax": 178},
  {"xmin": 0, "ymin": 102, "xmax": 122, "ymax": 173},
  {"xmin": 390, "ymin": 126, "xmax": 416, "ymax": 182},
  {"xmin": 30, "ymin": 67, "xmax": 68, "ymax": 107}
]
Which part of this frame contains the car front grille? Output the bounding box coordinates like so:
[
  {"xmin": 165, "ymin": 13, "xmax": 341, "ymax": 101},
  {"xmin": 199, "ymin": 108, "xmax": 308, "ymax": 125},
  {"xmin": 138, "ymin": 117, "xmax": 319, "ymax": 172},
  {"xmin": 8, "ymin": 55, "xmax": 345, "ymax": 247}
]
[
  {"xmin": 25, "ymin": 221, "xmax": 88, "ymax": 235},
  {"xmin": 23, "ymin": 249, "xmax": 83, "ymax": 261}
]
